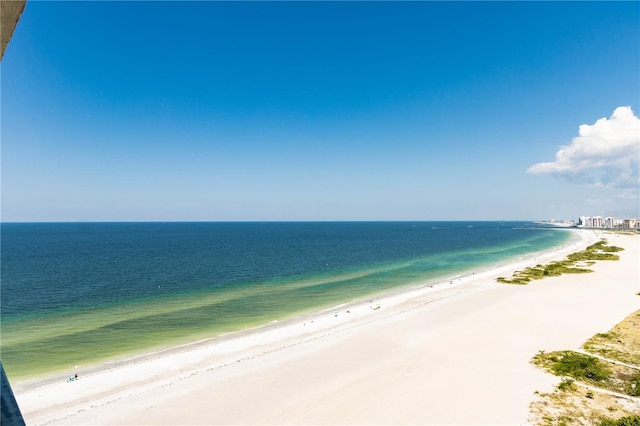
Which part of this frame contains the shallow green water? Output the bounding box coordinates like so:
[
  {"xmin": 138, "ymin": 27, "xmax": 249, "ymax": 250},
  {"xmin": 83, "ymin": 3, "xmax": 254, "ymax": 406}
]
[{"xmin": 0, "ymin": 222, "xmax": 572, "ymax": 379}]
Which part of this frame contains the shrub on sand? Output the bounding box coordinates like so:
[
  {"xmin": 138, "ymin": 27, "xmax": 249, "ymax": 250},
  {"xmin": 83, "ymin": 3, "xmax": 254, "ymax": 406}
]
[
  {"xmin": 551, "ymin": 352, "xmax": 611, "ymax": 382},
  {"xmin": 598, "ymin": 415, "xmax": 640, "ymax": 426}
]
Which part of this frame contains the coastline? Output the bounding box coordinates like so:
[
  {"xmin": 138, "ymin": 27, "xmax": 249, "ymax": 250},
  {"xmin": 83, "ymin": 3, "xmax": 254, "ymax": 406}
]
[
  {"xmin": 15, "ymin": 229, "xmax": 639, "ymax": 425},
  {"xmin": 10, "ymin": 229, "xmax": 582, "ymax": 386},
  {"xmin": 1, "ymin": 222, "xmax": 571, "ymax": 381}
]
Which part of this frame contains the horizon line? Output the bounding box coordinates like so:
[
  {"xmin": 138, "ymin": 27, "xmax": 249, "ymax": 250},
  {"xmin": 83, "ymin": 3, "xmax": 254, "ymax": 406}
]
[{"xmin": 0, "ymin": 219, "xmax": 558, "ymax": 224}]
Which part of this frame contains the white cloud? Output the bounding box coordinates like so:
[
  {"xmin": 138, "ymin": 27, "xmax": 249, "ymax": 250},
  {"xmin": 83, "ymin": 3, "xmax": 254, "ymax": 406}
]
[{"xmin": 527, "ymin": 106, "xmax": 640, "ymax": 189}]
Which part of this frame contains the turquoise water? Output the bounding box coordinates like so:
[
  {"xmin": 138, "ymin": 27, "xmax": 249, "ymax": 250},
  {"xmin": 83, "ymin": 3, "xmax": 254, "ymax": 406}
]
[{"xmin": 0, "ymin": 222, "xmax": 571, "ymax": 379}]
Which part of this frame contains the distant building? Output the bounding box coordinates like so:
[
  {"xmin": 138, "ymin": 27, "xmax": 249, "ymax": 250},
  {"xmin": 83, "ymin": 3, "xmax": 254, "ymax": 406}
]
[
  {"xmin": 578, "ymin": 216, "xmax": 639, "ymax": 229},
  {"xmin": 623, "ymin": 219, "xmax": 640, "ymax": 229}
]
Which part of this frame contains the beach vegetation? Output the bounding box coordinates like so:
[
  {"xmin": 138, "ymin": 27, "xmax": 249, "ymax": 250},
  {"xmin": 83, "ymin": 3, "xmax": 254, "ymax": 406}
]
[
  {"xmin": 595, "ymin": 332, "xmax": 615, "ymax": 340},
  {"xmin": 587, "ymin": 240, "xmax": 624, "ymax": 253},
  {"xmin": 624, "ymin": 373, "xmax": 640, "ymax": 396},
  {"xmin": 529, "ymin": 311, "xmax": 640, "ymax": 426},
  {"xmin": 558, "ymin": 378, "xmax": 577, "ymax": 391},
  {"xmin": 497, "ymin": 261, "xmax": 592, "ymax": 284},
  {"xmin": 532, "ymin": 349, "xmax": 640, "ymax": 395},
  {"xmin": 598, "ymin": 415, "xmax": 640, "ymax": 426},
  {"xmin": 541, "ymin": 414, "xmax": 554, "ymax": 424},
  {"xmin": 548, "ymin": 351, "xmax": 611, "ymax": 382},
  {"xmin": 498, "ymin": 239, "xmax": 623, "ymax": 285},
  {"xmin": 582, "ymin": 311, "xmax": 640, "ymax": 366},
  {"xmin": 566, "ymin": 251, "xmax": 619, "ymax": 262}
]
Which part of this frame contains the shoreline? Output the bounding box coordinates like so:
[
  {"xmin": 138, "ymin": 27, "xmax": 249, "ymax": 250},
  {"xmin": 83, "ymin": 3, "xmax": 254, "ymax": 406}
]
[
  {"xmin": 11, "ymin": 228, "xmax": 584, "ymax": 388},
  {"xmin": 2, "ymin": 225, "xmax": 572, "ymax": 382},
  {"xmin": 16, "ymin": 229, "xmax": 638, "ymax": 425}
]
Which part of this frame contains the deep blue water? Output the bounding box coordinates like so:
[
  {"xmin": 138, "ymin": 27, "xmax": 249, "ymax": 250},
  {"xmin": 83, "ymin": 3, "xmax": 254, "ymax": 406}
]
[{"xmin": 0, "ymin": 221, "xmax": 571, "ymax": 378}]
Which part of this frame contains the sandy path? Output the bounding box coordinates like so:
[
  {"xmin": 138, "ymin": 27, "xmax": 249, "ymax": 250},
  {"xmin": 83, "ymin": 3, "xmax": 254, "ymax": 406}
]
[{"xmin": 15, "ymin": 231, "xmax": 639, "ymax": 425}]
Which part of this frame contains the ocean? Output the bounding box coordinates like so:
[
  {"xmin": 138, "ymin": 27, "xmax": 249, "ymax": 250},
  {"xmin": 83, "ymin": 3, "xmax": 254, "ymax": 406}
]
[{"xmin": 0, "ymin": 222, "xmax": 571, "ymax": 379}]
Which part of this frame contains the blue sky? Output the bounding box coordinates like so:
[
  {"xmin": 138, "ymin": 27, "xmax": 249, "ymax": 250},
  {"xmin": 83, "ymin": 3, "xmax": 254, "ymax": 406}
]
[{"xmin": 2, "ymin": 1, "xmax": 638, "ymax": 222}]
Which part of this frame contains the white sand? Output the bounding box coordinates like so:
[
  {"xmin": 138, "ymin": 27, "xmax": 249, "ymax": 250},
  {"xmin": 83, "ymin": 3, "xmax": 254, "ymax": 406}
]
[{"xmin": 14, "ymin": 230, "xmax": 640, "ymax": 425}]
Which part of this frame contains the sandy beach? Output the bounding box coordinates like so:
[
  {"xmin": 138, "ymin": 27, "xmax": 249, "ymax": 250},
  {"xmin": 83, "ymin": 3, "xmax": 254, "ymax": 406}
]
[{"xmin": 13, "ymin": 230, "xmax": 640, "ymax": 425}]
